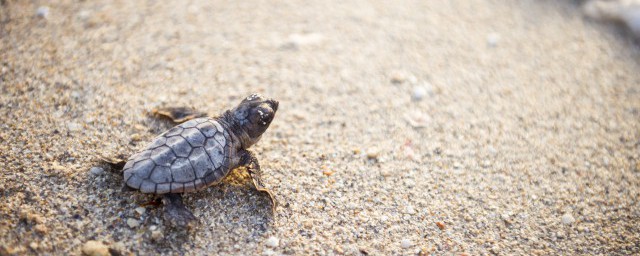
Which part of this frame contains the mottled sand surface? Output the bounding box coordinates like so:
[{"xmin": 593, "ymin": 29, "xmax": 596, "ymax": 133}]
[{"xmin": 1, "ymin": 0, "xmax": 640, "ymax": 255}]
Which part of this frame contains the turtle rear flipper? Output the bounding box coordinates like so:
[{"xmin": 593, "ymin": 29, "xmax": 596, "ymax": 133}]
[
  {"xmin": 98, "ymin": 154, "xmax": 127, "ymax": 172},
  {"xmin": 97, "ymin": 154, "xmax": 136, "ymax": 192},
  {"xmin": 151, "ymin": 107, "xmax": 208, "ymax": 124},
  {"xmin": 162, "ymin": 194, "xmax": 198, "ymax": 228}
]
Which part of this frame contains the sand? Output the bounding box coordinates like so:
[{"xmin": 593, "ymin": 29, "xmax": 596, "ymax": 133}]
[{"xmin": 1, "ymin": 0, "xmax": 639, "ymax": 255}]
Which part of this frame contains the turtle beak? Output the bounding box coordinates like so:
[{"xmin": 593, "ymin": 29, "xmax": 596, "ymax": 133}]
[{"xmin": 267, "ymin": 99, "xmax": 279, "ymax": 112}]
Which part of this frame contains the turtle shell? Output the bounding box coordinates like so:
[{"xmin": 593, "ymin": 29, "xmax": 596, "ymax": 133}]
[{"xmin": 123, "ymin": 118, "xmax": 233, "ymax": 194}]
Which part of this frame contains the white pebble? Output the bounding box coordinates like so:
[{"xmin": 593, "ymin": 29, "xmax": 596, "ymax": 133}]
[
  {"xmin": 412, "ymin": 86, "xmax": 427, "ymax": 101},
  {"xmin": 406, "ymin": 75, "xmax": 418, "ymax": 84},
  {"xmin": 487, "ymin": 146, "xmax": 498, "ymax": 155},
  {"xmin": 67, "ymin": 122, "xmax": 82, "ymax": 132},
  {"xmin": 135, "ymin": 207, "xmax": 146, "ymax": 215},
  {"xmin": 265, "ymin": 236, "xmax": 279, "ymax": 248},
  {"xmin": 487, "ymin": 33, "xmax": 500, "ymax": 47},
  {"xmin": 126, "ymin": 218, "xmax": 140, "ymax": 228},
  {"xmin": 561, "ymin": 213, "xmax": 575, "ymax": 225},
  {"xmin": 284, "ymin": 33, "xmax": 324, "ymax": 48},
  {"xmin": 36, "ymin": 6, "xmax": 50, "ymax": 19},
  {"xmin": 89, "ymin": 167, "xmax": 104, "ymax": 176},
  {"xmin": 405, "ymin": 205, "xmax": 416, "ymax": 215},
  {"xmin": 400, "ymin": 238, "xmax": 412, "ymax": 249},
  {"xmin": 404, "ymin": 110, "xmax": 431, "ymax": 128},
  {"xmin": 77, "ymin": 10, "xmax": 91, "ymax": 20},
  {"xmin": 262, "ymin": 249, "xmax": 275, "ymax": 256},
  {"xmin": 413, "ymin": 82, "xmax": 434, "ymax": 101}
]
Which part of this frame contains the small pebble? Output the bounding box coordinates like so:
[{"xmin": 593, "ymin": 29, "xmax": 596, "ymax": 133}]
[
  {"xmin": 34, "ymin": 224, "xmax": 48, "ymax": 234},
  {"xmin": 151, "ymin": 230, "xmax": 163, "ymax": 241},
  {"xmin": 265, "ymin": 236, "xmax": 279, "ymax": 248},
  {"xmin": 561, "ymin": 213, "xmax": 575, "ymax": 225},
  {"xmin": 487, "ymin": 33, "xmax": 500, "ymax": 47},
  {"xmin": 436, "ymin": 221, "xmax": 446, "ymax": 230},
  {"xmin": 403, "ymin": 146, "xmax": 417, "ymax": 161},
  {"xmin": 303, "ymin": 220, "xmax": 313, "ymax": 229},
  {"xmin": 405, "ymin": 205, "xmax": 416, "ymax": 215},
  {"xmin": 412, "ymin": 83, "xmax": 433, "ymax": 101},
  {"xmin": 82, "ymin": 240, "xmax": 110, "ymax": 256},
  {"xmin": 263, "ymin": 249, "xmax": 276, "ymax": 256},
  {"xmin": 401, "ymin": 238, "xmax": 413, "ymax": 249},
  {"xmin": 36, "ymin": 6, "xmax": 50, "ymax": 19},
  {"xmin": 366, "ymin": 149, "xmax": 380, "ymax": 160},
  {"xmin": 110, "ymin": 242, "xmax": 126, "ymax": 256},
  {"xmin": 322, "ymin": 170, "xmax": 334, "ymax": 176},
  {"xmin": 405, "ymin": 110, "xmax": 431, "ymax": 128},
  {"xmin": 391, "ymin": 73, "xmax": 404, "ymax": 84},
  {"xmin": 71, "ymin": 91, "xmax": 81, "ymax": 99},
  {"xmin": 126, "ymin": 218, "xmax": 140, "ymax": 228},
  {"xmin": 390, "ymin": 71, "xmax": 416, "ymax": 84},
  {"xmin": 135, "ymin": 207, "xmax": 146, "ymax": 215},
  {"xmin": 67, "ymin": 122, "xmax": 82, "ymax": 132},
  {"xmin": 19, "ymin": 209, "xmax": 44, "ymax": 224},
  {"xmin": 89, "ymin": 167, "xmax": 105, "ymax": 176},
  {"xmin": 412, "ymin": 86, "xmax": 427, "ymax": 101},
  {"xmin": 77, "ymin": 10, "xmax": 91, "ymax": 20},
  {"xmin": 130, "ymin": 133, "xmax": 142, "ymax": 142},
  {"xmin": 487, "ymin": 146, "xmax": 498, "ymax": 155},
  {"xmin": 283, "ymin": 33, "xmax": 324, "ymax": 49}
]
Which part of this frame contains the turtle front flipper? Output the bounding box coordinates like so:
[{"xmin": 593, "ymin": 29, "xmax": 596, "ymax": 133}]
[
  {"xmin": 162, "ymin": 193, "xmax": 198, "ymax": 228},
  {"xmin": 240, "ymin": 150, "xmax": 277, "ymax": 213},
  {"xmin": 250, "ymin": 168, "xmax": 277, "ymax": 213},
  {"xmin": 152, "ymin": 107, "xmax": 208, "ymax": 124}
]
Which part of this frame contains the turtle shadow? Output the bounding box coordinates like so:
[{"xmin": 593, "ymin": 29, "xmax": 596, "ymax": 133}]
[
  {"xmin": 88, "ymin": 161, "xmax": 275, "ymax": 253},
  {"xmin": 148, "ymin": 170, "xmax": 276, "ymax": 252},
  {"xmin": 183, "ymin": 169, "xmax": 276, "ymax": 227}
]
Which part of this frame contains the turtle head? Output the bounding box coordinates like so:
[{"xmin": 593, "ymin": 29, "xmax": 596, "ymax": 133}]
[{"xmin": 231, "ymin": 94, "xmax": 279, "ymax": 148}]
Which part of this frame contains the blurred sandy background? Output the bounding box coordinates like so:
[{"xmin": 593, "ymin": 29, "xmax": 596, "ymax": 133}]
[{"xmin": 1, "ymin": 0, "xmax": 639, "ymax": 255}]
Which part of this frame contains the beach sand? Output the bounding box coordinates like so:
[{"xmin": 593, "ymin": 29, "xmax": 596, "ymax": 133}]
[{"xmin": 1, "ymin": 0, "xmax": 639, "ymax": 255}]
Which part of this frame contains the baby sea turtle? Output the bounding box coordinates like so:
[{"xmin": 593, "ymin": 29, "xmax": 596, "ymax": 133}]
[{"xmin": 116, "ymin": 94, "xmax": 278, "ymax": 227}]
